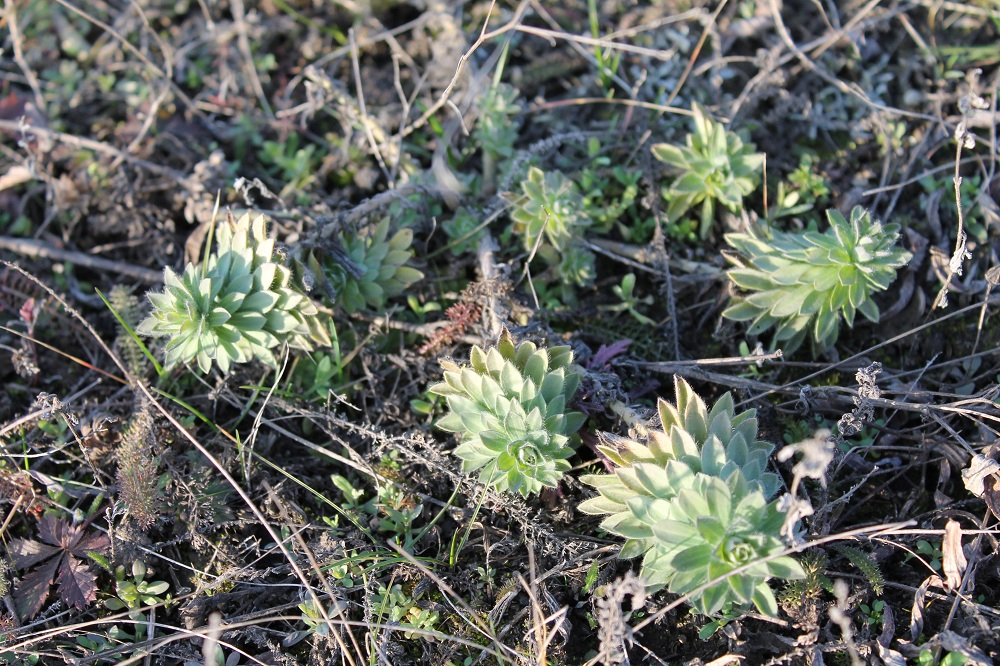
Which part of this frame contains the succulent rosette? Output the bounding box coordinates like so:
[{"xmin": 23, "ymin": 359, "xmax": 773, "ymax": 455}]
[
  {"xmin": 724, "ymin": 206, "xmax": 912, "ymax": 354},
  {"xmin": 316, "ymin": 218, "xmax": 423, "ymax": 314},
  {"xmin": 138, "ymin": 212, "xmax": 328, "ymax": 373},
  {"xmin": 430, "ymin": 331, "xmax": 585, "ymax": 496},
  {"xmin": 510, "ymin": 166, "xmax": 592, "ymax": 253},
  {"xmin": 581, "ymin": 377, "xmax": 802, "ymax": 615},
  {"xmin": 652, "ymin": 103, "xmax": 764, "ymax": 239}
]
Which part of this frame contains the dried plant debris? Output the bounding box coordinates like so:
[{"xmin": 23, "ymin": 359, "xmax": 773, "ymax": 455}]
[{"xmin": 593, "ymin": 573, "xmax": 646, "ymax": 666}]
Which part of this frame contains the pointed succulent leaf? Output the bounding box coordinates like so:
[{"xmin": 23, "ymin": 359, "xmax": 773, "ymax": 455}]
[
  {"xmin": 751, "ymin": 582, "xmax": 779, "ymax": 617},
  {"xmin": 632, "ymin": 463, "xmax": 676, "ymax": 500},
  {"xmin": 578, "ymin": 494, "xmax": 626, "ymax": 515}
]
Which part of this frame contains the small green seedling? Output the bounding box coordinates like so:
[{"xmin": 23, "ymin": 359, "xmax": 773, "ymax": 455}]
[{"xmin": 601, "ymin": 273, "xmax": 655, "ymax": 325}]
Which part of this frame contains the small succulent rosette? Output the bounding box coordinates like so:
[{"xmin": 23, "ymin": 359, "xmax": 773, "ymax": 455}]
[
  {"xmin": 138, "ymin": 212, "xmax": 328, "ymax": 373},
  {"xmin": 724, "ymin": 206, "xmax": 912, "ymax": 354},
  {"xmin": 430, "ymin": 330, "xmax": 586, "ymax": 497},
  {"xmin": 652, "ymin": 103, "xmax": 764, "ymax": 239},
  {"xmin": 309, "ymin": 217, "xmax": 423, "ymax": 314},
  {"xmin": 581, "ymin": 377, "xmax": 803, "ymax": 615}
]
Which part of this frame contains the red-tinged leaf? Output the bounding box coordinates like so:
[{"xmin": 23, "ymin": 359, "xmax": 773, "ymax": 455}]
[
  {"xmin": 14, "ymin": 554, "xmax": 62, "ymax": 620},
  {"xmin": 56, "ymin": 555, "xmax": 100, "ymax": 611},
  {"xmin": 9, "ymin": 538, "xmax": 61, "ymax": 569},
  {"xmin": 36, "ymin": 514, "xmax": 67, "ymax": 548},
  {"xmin": 19, "ymin": 297, "xmax": 37, "ymax": 326},
  {"xmin": 588, "ymin": 339, "xmax": 632, "ymax": 370},
  {"xmin": 69, "ymin": 529, "xmax": 110, "ymax": 559},
  {"xmin": 0, "ymin": 91, "xmax": 27, "ymax": 122},
  {"xmin": 12, "ymin": 516, "xmax": 110, "ymax": 619}
]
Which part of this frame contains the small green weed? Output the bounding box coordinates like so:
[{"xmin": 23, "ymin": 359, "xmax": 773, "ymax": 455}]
[
  {"xmin": 920, "ymin": 172, "xmax": 991, "ymax": 244},
  {"xmin": 104, "ymin": 560, "xmax": 171, "ymax": 642},
  {"xmin": 858, "ymin": 599, "xmax": 885, "ymax": 628},
  {"xmin": 261, "ymin": 133, "xmax": 320, "ymax": 200},
  {"xmin": 766, "ymin": 156, "xmax": 831, "ymax": 223},
  {"xmin": 579, "ymin": 138, "xmax": 641, "ymax": 234},
  {"xmin": 372, "ymin": 583, "xmax": 441, "ymax": 640},
  {"xmin": 441, "ymin": 208, "xmax": 488, "ymax": 257},
  {"xmin": 600, "ymin": 273, "xmax": 655, "ymax": 325},
  {"xmin": 910, "ymin": 539, "xmax": 943, "ymax": 572}
]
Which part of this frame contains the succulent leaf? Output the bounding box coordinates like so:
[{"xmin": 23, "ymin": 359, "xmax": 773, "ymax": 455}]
[
  {"xmin": 723, "ymin": 206, "xmax": 911, "ymax": 355},
  {"xmin": 430, "ymin": 330, "xmax": 585, "ymax": 497}
]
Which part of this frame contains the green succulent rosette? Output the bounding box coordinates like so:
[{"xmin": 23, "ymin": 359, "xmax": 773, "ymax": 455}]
[
  {"xmin": 138, "ymin": 212, "xmax": 329, "ymax": 374},
  {"xmin": 581, "ymin": 377, "xmax": 802, "ymax": 616},
  {"xmin": 554, "ymin": 242, "xmax": 597, "ymax": 287},
  {"xmin": 581, "ymin": 376, "xmax": 779, "ymax": 557},
  {"xmin": 640, "ymin": 472, "xmax": 803, "ymax": 615},
  {"xmin": 441, "ymin": 207, "xmax": 485, "ymax": 257},
  {"xmin": 723, "ymin": 206, "xmax": 912, "ymax": 354},
  {"xmin": 652, "ymin": 103, "xmax": 764, "ymax": 240},
  {"xmin": 475, "ymin": 82, "xmax": 521, "ymax": 160},
  {"xmin": 316, "ymin": 218, "xmax": 423, "ymax": 314},
  {"xmin": 430, "ymin": 330, "xmax": 586, "ymax": 497},
  {"xmin": 510, "ymin": 166, "xmax": 591, "ymax": 253}
]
